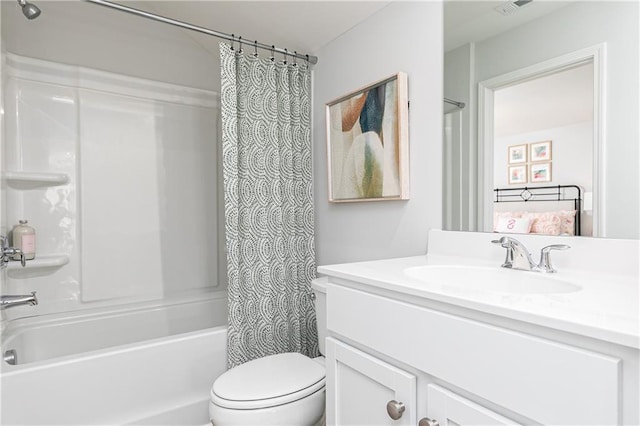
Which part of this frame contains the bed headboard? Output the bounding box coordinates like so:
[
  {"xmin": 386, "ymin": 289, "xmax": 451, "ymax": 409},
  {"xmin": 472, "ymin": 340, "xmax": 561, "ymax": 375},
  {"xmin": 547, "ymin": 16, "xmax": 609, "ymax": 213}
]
[{"xmin": 493, "ymin": 185, "xmax": 582, "ymax": 236}]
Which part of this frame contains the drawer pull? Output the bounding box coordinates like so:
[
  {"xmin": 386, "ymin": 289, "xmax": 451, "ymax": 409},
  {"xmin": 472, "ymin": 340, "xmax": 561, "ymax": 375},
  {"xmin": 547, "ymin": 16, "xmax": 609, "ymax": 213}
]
[
  {"xmin": 418, "ymin": 417, "xmax": 440, "ymax": 426},
  {"xmin": 386, "ymin": 400, "xmax": 406, "ymax": 420}
]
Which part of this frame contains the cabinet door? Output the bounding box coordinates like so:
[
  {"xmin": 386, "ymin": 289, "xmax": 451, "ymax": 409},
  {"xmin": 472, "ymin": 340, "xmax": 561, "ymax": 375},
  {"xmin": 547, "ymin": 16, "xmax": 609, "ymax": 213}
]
[
  {"xmin": 326, "ymin": 337, "xmax": 416, "ymax": 426},
  {"xmin": 424, "ymin": 384, "xmax": 521, "ymax": 426}
]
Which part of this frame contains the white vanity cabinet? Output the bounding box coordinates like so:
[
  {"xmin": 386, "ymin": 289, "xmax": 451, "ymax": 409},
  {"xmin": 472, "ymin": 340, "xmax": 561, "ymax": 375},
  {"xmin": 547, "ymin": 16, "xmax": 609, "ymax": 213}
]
[
  {"xmin": 326, "ymin": 337, "xmax": 417, "ymax": 425},
  {"xmin": 324, "ymin": 281, "xmax": 636, "ymax": 426}
]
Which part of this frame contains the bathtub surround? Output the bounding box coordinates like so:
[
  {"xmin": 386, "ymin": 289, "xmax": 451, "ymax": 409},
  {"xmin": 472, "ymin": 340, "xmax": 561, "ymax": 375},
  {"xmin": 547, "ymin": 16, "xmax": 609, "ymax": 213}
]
[
  {"xmin": 220, "ymin": 43, "xmax": 319, "ymax": 368},
  {"xmin": 1, "ymin": 53, "xmax": 220, "ymax": 319}
]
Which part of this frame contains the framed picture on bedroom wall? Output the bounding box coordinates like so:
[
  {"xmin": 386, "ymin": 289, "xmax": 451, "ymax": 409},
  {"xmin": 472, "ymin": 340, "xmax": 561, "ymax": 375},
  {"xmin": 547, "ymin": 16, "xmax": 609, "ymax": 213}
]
[
  {"xmin": 325, "ymin": 72, "xmax": 409, "ymax": 203},
  {"xmin": 508, "ymin": 144, "xmax": 527, "ymax": 164},
  {"xmin": 530, "ymin": 162, "xmax": 552, "ymax": 183},
  {"xmin": 530, "ymin": 140, "xmax": 552, "ymax": 162},
  {"xmin": 508, "ymin": 165, "xmax": 527, "ymax": 185}
]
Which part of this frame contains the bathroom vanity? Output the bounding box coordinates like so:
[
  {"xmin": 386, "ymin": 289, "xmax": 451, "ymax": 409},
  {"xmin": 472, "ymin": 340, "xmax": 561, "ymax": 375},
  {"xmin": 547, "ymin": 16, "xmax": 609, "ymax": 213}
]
[{"xmin": 318, "ymin": 230, "xmax": 639, "ymax": 426}]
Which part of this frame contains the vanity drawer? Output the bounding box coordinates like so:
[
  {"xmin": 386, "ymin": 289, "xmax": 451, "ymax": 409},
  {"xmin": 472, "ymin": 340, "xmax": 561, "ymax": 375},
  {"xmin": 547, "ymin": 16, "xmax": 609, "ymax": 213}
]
[{"xmin": 327, "ymin": 284, "xmax": 620, "ymax": 425}]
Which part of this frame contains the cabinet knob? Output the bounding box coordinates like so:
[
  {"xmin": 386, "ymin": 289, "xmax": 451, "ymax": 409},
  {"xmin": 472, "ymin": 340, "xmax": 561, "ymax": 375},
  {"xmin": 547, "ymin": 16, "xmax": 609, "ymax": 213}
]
[
  {"xmin": 386, "ymin": 400, "xmax": 406, "ymax": 420},
  {"xmin": 418, "ymin": 417, "xmax": 440, "ymax": 426}
]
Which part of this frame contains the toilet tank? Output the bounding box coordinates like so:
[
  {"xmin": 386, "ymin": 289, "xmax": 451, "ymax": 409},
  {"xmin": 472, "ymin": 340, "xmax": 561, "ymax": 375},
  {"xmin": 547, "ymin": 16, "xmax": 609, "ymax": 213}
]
[{"xmin": 311, "ymin": 277, "xmax": 328, "ymax": 355}]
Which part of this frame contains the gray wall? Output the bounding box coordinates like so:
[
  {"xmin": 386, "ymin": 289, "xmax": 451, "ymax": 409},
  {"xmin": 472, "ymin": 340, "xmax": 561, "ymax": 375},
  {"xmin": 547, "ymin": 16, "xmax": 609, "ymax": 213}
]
[{"xmin": 313, "ymin": 1, "xmax": 444, "ymax": 266}]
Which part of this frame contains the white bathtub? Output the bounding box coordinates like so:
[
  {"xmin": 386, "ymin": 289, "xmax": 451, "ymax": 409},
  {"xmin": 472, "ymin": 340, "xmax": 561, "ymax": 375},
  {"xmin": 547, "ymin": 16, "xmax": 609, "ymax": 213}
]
[{"xmin": 0, "ymin": 290, "xmax": 228, "ymax": 425}]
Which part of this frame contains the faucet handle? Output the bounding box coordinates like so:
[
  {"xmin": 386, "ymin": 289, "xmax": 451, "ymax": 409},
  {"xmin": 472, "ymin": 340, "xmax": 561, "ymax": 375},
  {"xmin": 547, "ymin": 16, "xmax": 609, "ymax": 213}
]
[
  {"xmin": 1, "ymin": 247, "xmax": 26, "ymax": 267},
  {"xmin": 537, "ymin": 244, "xmax": 570, "ymax": 273},
  {"xmin": 491, "ymin": 237, "xmax": 510, "ymax": 247}
]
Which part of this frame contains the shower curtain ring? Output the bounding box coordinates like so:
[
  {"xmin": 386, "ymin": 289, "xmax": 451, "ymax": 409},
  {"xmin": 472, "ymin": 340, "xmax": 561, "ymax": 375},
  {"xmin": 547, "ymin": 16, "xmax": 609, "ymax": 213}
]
[
  {"xmin": 270, "ymin": 45, "xmax": 275, "ymax": 62},
  {"xmin": 284, "ymin": 48, "xmax": 288, "ymax": 64},
  {"xmin": 293, "ymin": 51, "xmax": 298, "ymax": 66},
  {"xmin": 230, "ymin": 34, "xmax": 235, "ymax": 50},
  {"xmin": 238, "ymin": 36, "xmax": 243, "ymax": 53},
  {"xmin": 254, "ymin": 40, "xmax": 258, "ymax": 57}
]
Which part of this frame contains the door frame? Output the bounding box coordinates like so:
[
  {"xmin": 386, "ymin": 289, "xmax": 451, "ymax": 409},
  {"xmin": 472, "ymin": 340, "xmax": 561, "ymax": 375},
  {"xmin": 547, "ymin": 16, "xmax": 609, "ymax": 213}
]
[{"xmin": 477, "ymin": 44, "xmax": 606, "ymax": 236}]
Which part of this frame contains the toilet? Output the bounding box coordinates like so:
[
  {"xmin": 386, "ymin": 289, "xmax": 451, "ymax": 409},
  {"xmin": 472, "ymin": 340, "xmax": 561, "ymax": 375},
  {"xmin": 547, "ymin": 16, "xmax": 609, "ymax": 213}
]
[{"xmin": 209, "ymin": 277, "xmax": 328, "ymax": 426}]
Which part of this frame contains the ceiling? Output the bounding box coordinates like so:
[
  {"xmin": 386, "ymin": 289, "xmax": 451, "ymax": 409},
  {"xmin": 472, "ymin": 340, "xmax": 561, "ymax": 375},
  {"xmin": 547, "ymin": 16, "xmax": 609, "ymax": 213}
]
[
  {"xmin": 128, "ymin": 1, "xmax": 393, "ymax": 58},
  {"xmin": 108, "ymin": 1, "xmax": 574, "ymax": 60},
  {"xmin": 444, "ymin": 0, "xmax": 572, "ymax": 52}
]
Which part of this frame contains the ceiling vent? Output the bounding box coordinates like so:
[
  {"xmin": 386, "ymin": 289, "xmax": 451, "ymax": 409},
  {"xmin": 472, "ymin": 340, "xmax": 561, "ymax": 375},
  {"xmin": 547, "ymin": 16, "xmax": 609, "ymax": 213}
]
[{"xmin": 495, "ymin": 0, "xmax": 533, "ymax": 16}]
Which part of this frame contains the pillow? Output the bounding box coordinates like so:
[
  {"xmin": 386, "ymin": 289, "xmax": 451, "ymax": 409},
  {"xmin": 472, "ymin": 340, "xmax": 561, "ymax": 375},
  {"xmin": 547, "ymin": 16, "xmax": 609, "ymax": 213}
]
[
  {"xmin": 560, "ymin": 210, "xmax": 577, "ymax": 235},
  {"xmin": 493, "ymin": 211, "xmax": 524, "ymax": 231},
  {"xmin": 495, "ymin": 217, "xmax": 532, "ymax": 234},
  {"xmin": 525, "ymin": 211, "xmax": 563, "ymax": 235}
]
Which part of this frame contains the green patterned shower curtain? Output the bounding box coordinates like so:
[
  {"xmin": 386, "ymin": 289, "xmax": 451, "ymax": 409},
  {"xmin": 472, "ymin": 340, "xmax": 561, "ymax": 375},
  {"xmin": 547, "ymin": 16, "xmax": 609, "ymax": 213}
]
[{"xmin": 219, "ymin": 43, "xmax": 319, "ymax": 368}]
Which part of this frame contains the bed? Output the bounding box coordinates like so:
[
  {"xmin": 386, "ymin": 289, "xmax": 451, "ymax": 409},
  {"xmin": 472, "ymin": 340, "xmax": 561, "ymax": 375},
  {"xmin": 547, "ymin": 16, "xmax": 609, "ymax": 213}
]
[{"xmin": 493, "ymin": 185, "xmax": 583, "ymax": 236}]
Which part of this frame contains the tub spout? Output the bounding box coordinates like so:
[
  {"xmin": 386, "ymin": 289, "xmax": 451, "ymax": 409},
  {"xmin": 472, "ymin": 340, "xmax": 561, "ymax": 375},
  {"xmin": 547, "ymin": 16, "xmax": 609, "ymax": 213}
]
[{"xmin": 1, "ymin": 292, "xmax": 38, "ymax": 310}]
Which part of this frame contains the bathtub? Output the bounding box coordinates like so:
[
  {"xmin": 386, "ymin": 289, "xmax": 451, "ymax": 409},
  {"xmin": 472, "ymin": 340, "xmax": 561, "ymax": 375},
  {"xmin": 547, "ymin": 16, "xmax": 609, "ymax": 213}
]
[{"xmin": 0, "ymin": 290, "xmax": 228, "ymax": 425}]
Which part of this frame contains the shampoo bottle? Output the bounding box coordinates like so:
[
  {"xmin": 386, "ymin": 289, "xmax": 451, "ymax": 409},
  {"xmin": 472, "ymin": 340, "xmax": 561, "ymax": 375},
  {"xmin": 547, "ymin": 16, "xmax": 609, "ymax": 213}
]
[{"xmin": 12, "ymin": 220, "xmax": 36, "ymax": 261}]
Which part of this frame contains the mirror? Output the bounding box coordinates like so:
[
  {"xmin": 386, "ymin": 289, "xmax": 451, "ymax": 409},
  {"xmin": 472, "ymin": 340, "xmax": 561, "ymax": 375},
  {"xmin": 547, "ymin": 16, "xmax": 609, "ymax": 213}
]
[{"xmin": 443, "ymin": 1, "xmax": 639, "ymax": 239}]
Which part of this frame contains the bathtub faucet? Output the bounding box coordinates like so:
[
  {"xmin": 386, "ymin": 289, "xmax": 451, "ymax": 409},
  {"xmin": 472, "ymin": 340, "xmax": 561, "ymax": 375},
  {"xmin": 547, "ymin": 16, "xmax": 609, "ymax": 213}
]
[
  {"xmin": 1, "ymin": 292, "xmax": 38, "ymax": 310},
  {"xmin": 0, "ymin": 235, "xmax": 26, "ymax": 268}
]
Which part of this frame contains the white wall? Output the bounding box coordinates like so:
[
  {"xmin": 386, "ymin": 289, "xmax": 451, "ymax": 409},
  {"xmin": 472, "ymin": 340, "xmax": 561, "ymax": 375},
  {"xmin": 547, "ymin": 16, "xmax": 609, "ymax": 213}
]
[
  {"xmin": 494, "ymin": 122, "xmax": 593, "ymax": 191},
  {"xmin": 474, "ymin": 1, "xmax": 639, "ymax": 239},
  {"xmin": 313, "ymin": 1, "xmax": 443, "ymax": 265},
  {"xmin": 0, "ymin": 1, "xmax": 218, "ymax": 91}
]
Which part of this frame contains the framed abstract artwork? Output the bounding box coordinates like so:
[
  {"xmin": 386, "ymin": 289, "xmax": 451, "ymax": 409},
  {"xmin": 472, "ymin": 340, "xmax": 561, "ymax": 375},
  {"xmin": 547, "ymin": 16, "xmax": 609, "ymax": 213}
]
[
  {"xmin": 325, "ymin": 72, "xmax": 409, "ymax": 202},
  {"xmin": 508, "ymin": 165, "xmax": 527, "ymax": 185},
  {"xmin": 530, "ymin": 140, "xmax": 552, "ymax": 162},
  {"xmin": 508, "ymin": 144, "xmax": 527, "ymax": 164},
  {"xmin": 530, "ymin": 162, "xmax": 552, "ymax": 183}
]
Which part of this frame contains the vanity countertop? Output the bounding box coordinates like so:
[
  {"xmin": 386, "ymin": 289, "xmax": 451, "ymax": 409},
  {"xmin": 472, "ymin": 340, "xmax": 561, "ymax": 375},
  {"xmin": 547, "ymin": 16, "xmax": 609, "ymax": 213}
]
[{"xmin": 318, "ymin": 230, "xmax": 639, "ymax": 349}]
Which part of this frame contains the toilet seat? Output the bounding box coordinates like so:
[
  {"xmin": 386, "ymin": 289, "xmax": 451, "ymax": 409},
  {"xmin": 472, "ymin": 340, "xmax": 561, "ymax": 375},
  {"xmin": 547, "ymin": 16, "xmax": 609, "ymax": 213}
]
[{"xmin": 211, "ymin": 352, "xmax": 326, "ymax": 410}]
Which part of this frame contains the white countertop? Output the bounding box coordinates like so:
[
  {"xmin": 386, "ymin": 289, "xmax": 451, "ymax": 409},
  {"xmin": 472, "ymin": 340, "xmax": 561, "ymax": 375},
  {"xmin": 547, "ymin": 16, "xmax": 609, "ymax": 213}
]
[{"xmin": 318, "ymin": 230, "xmax": 640, "ymax": 349}]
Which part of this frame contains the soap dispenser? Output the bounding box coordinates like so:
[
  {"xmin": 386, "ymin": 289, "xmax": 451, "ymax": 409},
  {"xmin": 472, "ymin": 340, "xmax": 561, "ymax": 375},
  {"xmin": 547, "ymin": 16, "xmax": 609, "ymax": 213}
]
[{"xmin": 11, "ymin": 220, "xmax": 36, "ymax": 261}]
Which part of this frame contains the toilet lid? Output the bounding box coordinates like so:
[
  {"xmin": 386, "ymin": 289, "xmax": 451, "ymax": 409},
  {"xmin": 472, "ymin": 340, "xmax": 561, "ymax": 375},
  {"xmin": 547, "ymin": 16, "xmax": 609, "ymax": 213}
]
[{"xmin": 211, "ymin": 352, "xmax": 326, "ymax": 410}]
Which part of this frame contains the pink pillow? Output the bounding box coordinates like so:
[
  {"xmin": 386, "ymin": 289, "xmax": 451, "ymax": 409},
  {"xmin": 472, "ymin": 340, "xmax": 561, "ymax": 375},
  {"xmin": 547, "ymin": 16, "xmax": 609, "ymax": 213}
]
[
  {"xmin": 495, "ymin": 217, "xmax": 532, "ymax": 234},
  {"xmin": 560, "ymin": 210, "xmax": 577, "ymax": 235},
  {"xmin": 525, "ymin": 212, "xmax": 563, "ymax": 235}
]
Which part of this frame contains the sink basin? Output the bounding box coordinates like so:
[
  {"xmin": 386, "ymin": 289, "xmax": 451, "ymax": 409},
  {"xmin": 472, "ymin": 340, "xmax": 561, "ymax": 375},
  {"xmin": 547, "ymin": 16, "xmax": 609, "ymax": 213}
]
[{"xmin": 404, "ymin": 265, "xmax": 581, "ymax": 294}]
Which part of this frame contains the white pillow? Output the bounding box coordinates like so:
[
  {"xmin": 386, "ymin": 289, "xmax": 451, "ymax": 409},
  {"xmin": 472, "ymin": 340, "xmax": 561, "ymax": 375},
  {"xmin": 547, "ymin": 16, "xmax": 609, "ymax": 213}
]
[{"xmin": 495, "ymin": 217, "xmax": 532, "ymax": 234}]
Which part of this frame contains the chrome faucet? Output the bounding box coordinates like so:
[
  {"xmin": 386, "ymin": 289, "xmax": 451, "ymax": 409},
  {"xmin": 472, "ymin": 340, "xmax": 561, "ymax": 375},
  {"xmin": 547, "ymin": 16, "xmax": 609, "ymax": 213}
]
[
  {"xmin": 0, "ymin": 236, "xmax": 26, "ymax": 268},
  {"xmin": 492, "ymin": 236, "xmax": 570, "ymax": 273},
  {"xmin": 1, "ymin": 291, "xmax": 38, "ymax": 310}
]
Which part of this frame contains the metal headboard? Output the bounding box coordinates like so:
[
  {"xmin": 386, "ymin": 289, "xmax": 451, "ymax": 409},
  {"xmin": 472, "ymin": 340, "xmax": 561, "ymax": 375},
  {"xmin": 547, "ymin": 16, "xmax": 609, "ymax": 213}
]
[{"xmin": 493, "ymin": 185, "xmax": 582, "ymax": 236}]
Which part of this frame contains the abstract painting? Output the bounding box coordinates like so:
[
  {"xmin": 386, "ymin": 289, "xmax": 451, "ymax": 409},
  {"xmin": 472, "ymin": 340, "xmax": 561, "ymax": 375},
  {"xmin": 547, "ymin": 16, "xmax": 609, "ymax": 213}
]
[
  {"xmin": 325, "ymin": 73, "xmax": 409, "ymax": 202},
  {"xmin": 508, "ymin": 165, "xmax": 527, "ymax": 185},
  {"xmin": 508, "ymin": 144, "xmax": 527, "ymax": 164},
  {"xmin": 530, "ymin": 140, "xmax": 552, "ymax": 162},
  {"xmin": 530, "ymin": 162, "xmax": 552, "ymax": 183}
]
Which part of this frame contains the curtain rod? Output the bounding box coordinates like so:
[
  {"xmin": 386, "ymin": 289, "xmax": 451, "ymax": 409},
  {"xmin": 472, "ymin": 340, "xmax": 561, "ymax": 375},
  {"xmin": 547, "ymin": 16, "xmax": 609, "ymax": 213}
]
[
  {"xmin": 84, "ymin": 0, "xmax": 319, "ymax": 65},
  {"xmin": 444, "ymin": 97, "xmax": 465, "ymax": 109}
]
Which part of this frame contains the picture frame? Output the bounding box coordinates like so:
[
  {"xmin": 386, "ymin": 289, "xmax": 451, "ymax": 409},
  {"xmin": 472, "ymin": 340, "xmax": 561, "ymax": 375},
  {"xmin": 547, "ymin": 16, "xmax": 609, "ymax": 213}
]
[
  {"xmin": 325, "ymin": 72, "xmax": 409, "ymax": 202},
  {"xmin": 530, "ymin": 162, "xmax": 552, "ymax": 183},
  {"xmin": 530, "ymin": 140, "xmax": 552, "ymax": 162},
  {"xmin": 508, "ymin": 144, "xmax": 527, "ymax": 164},
  {"xmin": 508, "ymin": 165, "xmax": 527, "ymax": 185}
]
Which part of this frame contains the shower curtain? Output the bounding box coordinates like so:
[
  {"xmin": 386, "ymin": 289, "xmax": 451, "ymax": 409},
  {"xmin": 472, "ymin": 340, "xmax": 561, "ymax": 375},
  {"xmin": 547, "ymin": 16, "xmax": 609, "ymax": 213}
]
[{"xmin": 219, "ymin": 43, "xmax": 319, "ymax": 368}]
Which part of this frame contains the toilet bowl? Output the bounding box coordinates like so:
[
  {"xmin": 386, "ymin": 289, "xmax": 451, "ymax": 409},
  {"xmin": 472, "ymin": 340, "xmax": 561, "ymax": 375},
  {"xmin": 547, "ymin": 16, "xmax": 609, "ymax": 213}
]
[{"xmin": 209, "ymin": 278, "xmax": 328, "ymax": 426}]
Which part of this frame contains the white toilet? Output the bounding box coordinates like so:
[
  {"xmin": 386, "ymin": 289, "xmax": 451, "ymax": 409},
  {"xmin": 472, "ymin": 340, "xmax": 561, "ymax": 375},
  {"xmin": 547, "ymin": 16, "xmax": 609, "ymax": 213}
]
[{"xmin": 209, "ymin": 277, "xmax": 328, "ymax": 426}]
